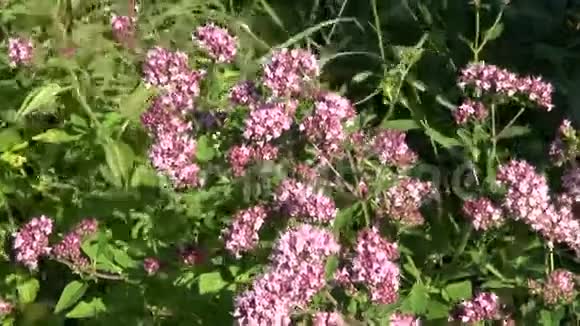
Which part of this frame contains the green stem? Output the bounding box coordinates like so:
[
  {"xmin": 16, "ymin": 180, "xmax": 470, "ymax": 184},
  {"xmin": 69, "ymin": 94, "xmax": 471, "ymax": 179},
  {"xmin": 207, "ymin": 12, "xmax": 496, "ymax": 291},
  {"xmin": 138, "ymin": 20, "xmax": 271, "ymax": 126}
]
[
  {"xmin": 476, "ymin": 8, "xmax": 505, "ymax": 54},
  {"xmin": 548, "ymin": 242, "xmax": 555, "ymax": 273},
  {"xmin": 495, "ymin": 107, "xmax": 525, "ymax": 140},
  {"xmin": 328, "ymin": 0, "xmax": 349, "ymax": 41},
  {"xmin": 491, "ymin": 103, "xmax": 497, "ymax": 161},
  {"xmin": 474, "ymin": 2, "xmax": 481, "ymax": 61},
  {"xmin": 370, "ymin": 0, "xmax": 386, "ymax": 63}
]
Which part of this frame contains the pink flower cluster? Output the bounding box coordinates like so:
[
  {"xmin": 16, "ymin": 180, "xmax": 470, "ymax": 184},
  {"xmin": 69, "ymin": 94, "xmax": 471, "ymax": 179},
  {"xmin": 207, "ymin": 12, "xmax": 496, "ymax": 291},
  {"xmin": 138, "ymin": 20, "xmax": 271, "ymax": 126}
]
[
  {"xmin": 312, "ymin": 312, "xmax": 344, "ymax": 326},
  {"xmin": 222, "ymin": 205, "xmax": 269, "ymax": 257},
  {"xmin": 143, "ymin": 257, "xmax": 160, "ymax": 275},
  {"xmin": 0, "ymin": 299, "xmax": 13, "ymax": 316},
  {"xmin": 337, "ymin": 228, "xmax": 400, "ymax": 304},
  {"xmin": 141, "ymin": 47, "xmax": 205, "ymax": 188},
  {"xmin": 193, "ymin": 23, "xmax": 237, "ymax": 63},
  {"xmin": 462, "ymin": 197, "xmax": 504, "ymax": 230},
  {"xmin": 229, "ymin": 81, "xmax": 260, "ymax": 108},
  {"xmin": 383, "ymin": 177, "xmax": 433, "ymax": 226},
  {"xmin": 243, "ymin": 100, "xmax": 297, "ymax": 145},
  {"xmin": 497, "ymin": 160, "xmax": 580, "ymax": 253},
  {"xmin": 563, "ymin": 167, "xmax": 580, "ymax": 200},
  {"xmin": 454, "ymin": 99, "xmax": 488, "ymax": 125},
  {"xmin": 52, "ymin": 218, "xmax": 98, "ymax": 268},
  {"xmin": 389, "ymin": 312, "xmax": 420, "ymax": 326},
  {"xmin": 142, "ymin": 47, "xmax": 205, "ymax": 112},
  {"xmin": 549, "ymin": 119, "xmax": 578, "ymax": 166},
  {"xmin": 372, "ymin": 130, "xmax": 418, "ymax": 168},
  {"xmin": 179, "ymin": 245, "xmax": 203, "ymax": 266},
  {"xmin": 529, "ymin": 269, "xmax": 576, "ymax": 305},
  {"xmin": 300, "ymin": 92, "xmax": 356, "ymax": 157},
  {"xmin": 12, "ymin": 215, "xmax": 53, "ymax": 270},
  {"xmin": 8, "ymin": 37, "xmax": 33, "ymax": 67},
  {"xmin": 458, "ymin": 62, "xmax": 554, "ymax": 110},
  {"xmin": 274, "ymin": 178, "xmax": 337, "ymax": 224},
  {"xmin": 262, "ymin": 48, "xmax": 319, "ymax": 97},
  {"xmin": 233, "ymin": 224, "xmax": 340, "ymax": 325},
  {"xmin": 110, "ymin": 14, "xmax": 135, "ymax": 43},
  {"xmin": 228, "ymin": 143, "xmax": 279, "ymax": 177},
  {"xmin": 451, "ymin": 292, "xmax": 501, "ymax": 323}
]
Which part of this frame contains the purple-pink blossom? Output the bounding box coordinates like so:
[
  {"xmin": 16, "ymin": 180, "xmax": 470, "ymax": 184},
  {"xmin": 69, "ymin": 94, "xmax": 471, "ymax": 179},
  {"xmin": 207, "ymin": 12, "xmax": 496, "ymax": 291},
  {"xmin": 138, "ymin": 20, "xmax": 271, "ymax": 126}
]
[
  {"xmin": 383, "ymin": 177, "xmax": 433, "ymax": 225},
  {"xmin": 451, "ymin": 292, "xmax": 501, "ymax": 323},
  {"xmin": 458, "ymin": 62, "xmax": 554, "ymax": 110},
  {"xmin": 52, "ymin": 218, "xmax": 98, "ymax": 268},
  {"xmin": 342, "ymin": 227, "xmax": 400, "ymax": 304},
  {"xmin": 462, "ymin": 197, "xmax": 504, "ymax": 230},
  {"xmin": 13, "ymin": 215, "xmax": 53, "ymax": 270},
  {"xmin": 390, "ymin": 312, "xmax": 420, "ymax": 326},
  {"xmin": 536, "ymin": 269, "xmax": 576, "ymax": 305},
  {"xmin": 0, "ymin": 299, "xmax": 13, "ymax": 316},
  {"xmin": 111, "ymin": 14, "xmax": 135, "ymax": 43},
  {"xmin": 230, "ymin": 81, "xmax": 260, "ymax": 108},
  {"xmin": 143, "ymin": 257, "xmax": 160, "ymax": 275},
  {"xmin": 193, "ymin": 23, "xmax": 237, "ymax": 63},
  {"xmin": 563, "ymin": 167, "xmax": 580, "ymax": 200},
  {"xmin": 8, "ymin": 37, "xmax": 33, "ymax": 67},
  {"xmin": 233, "ymin": 224, "xmax": 339, "ymax": 325},
  {"xmin": 274, "ymin": 178, "xmax": 337, "ymax": 224},
  {"xmin": 312, "ymin": 312, "xmax": 345, "ymax": 326},
  {"xmin": 149, "ymin": 131, "xmax": 200, "ymax": 188},
  {"xmin": 243, "ymin": 100, "xmax": 297, "ymax": 145},
  {"xmin": 372, "ymin": 130, "xmax": 418, "ymax": 168},
  {"xmin": 454, "ymin": 99, "xmax": 488, "ymax": 125},
  {"xmin": 222, "ymin": 205, "xmax": 269, "ymax": 257},
  {"xmin": 262, "ymin": 48, "xmax": 319, "ymax": 97},
  {"xmin": 300, "ymin": 92, "xmax": 356, "ymax": 157}
]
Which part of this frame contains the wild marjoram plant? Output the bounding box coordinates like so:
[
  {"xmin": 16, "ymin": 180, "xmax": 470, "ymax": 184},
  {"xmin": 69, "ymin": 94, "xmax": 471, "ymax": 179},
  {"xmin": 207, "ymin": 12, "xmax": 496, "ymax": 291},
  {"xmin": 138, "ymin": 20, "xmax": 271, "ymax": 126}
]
[{"xmin": 1, "ymin": 1, "xmax": 580, "ymax": 325}]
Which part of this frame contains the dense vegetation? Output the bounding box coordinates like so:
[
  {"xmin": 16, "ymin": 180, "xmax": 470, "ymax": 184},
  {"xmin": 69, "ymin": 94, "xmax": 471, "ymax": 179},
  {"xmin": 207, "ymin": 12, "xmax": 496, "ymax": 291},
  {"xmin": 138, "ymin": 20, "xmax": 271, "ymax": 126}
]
[{"xmin": 1, "ymin": 0, "xmax": 580, "ymax": 325}]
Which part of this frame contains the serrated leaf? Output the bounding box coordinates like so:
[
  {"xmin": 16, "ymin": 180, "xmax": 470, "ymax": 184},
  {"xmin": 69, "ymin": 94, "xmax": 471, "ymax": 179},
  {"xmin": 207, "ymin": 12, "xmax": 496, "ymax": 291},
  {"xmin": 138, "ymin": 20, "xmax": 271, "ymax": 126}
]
[
  {"xmin": 496, "ymin": 125, "xmax": 531, "ymax": 140},
  {"xmin": 198, "ymin": 272, "xmax": 228, "ymax": 295},
  {"xmin": 443, "ymin": 280, "xmax": 472, "ymax": 302},
  {"xmin": 65, "ymin": 298, "xmax": 106, "ymax": 318},
  {"xmin": 380, "ymin": 119, "xmax": 421, "ymax": 130},
  {"xmin": 17, "ymin": 278, "xmax": 39, "ymax": 304},
  {"xmin": 16, "ymin": 83, "xmax": 67, "ymax": 119},
  {"xmin": 196, "ymin": 135, "xmax": 215, "ymax": 162},
  {"xmin": 32, "ymin": 129, "xmax": 82, "ymax": 143},
  {"xmin": 54, "ymin": 281, "xmax": 88, "ymax": 313},
  {"xmin": 400, "ymin": 282, "xmax": 429, "ymax": 314}
]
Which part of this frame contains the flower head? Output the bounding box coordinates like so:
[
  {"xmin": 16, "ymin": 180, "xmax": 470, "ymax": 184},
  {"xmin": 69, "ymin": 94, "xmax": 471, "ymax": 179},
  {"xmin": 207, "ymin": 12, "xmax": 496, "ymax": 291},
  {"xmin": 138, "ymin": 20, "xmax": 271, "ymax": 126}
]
[
  {"xmin": 454, "ymin": 99, "xmax": 488, "ymax": 124},
  {"xmin": 451, "ymin": 292, "xmax": 501, "ymax": 323},
  {"xmin": 383, "ymin": 177, "xmax": 433, "ymax": 225},
  {"xmin": 143, "ymin": 257, "xmax": 160, "ymax": 275},
  {"xmin": 372, "ymin": 130, "xmax": 418, "ymax": 168},
  {"xmin": 262, "ymin": 48, "xmax": 319, "ymax": 97},
  {"xmin": 13, "ymin": 215, "xmax": 53, "ymax": 270},
  {"xmin": 8, "ymin": 37, "xmax": 33, "ymax": 67},
  {"xmin": 193, "ymin": 23, "xmax": 237, "ymax": 63},
  {"xmin": 463, "ymin": 197, "xmax": 504, "ymax": 230},
  {"xmin": 222, "ymin": 205, "xmax": 269, "ymax": 257}
]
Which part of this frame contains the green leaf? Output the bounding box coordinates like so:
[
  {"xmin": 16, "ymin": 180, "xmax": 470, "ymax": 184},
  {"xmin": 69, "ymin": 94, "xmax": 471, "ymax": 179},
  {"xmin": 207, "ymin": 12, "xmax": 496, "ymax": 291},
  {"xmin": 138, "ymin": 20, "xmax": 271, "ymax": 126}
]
[
  {"xmin": 130, "ymin": 165, "xmax": 159, "ymax": 188},
  {"xmin": 400, "ymin": 282, "xmax": 429, "ymax": 314},
  {"xmin": 65, "ymin": 298, "xmax": 106, "ymax": 318},
  {"xmin": 484, "ymin": 22, "xmax": 504, "ymax": 42},
  {"xmin": 425, "ymin": 299, "xmax": 450, "ymax": 320},
  {"xmin": 380, "ymin": 119, "xmax": 420, "ymax": 131},
  {"xmin": 118, "ymin": 84, "xmax": 157, "ymax": 121},
  {"xmin": 421, "ymin": 121, "xmax": 461, "ymax": 148},
  {"xmin": 196, "ymin": 135, "xmax": 215, "ymax": 162},
  {"xmin": 443, "ymin": 280, "xmax": 472, "ymax": 302},
  {"xmin": 271, "ymin": 18, "xmax": 359, "ymax": 53},
  {"xmin": 324, "ymin": 255, "xmax": 339, "ymax": 281},
  {"xmin": 103, "ymin": 140, "xmax": 135, "ymax": 186},
  {"xmin": 333, "ymin": 203, "xmax": 359, "ymax": 235},
  {"xmin": 32, "ymin": 129, "xmax": 82, "ymax": 143},
  {"xmin": 112, "ymin": 248, "xmax": 137, "ymax": 269},
  {"xmin": 54, "ymin": 281, "xmax": 88, "ymax": 314},
  {"xmin": 496, "ymin": 125, "xmax": 531, "ymax": 140},
  {"xmin": 198, "ymin": 272, "xmax": 228, "ymax": 295},
  {"xmin": 17, "ymin": 278, "xmax": 39, "ymax": 304},
  {"xmin": 16, "ymin": 83, "xmax": 68, "ymax": 119},
  {"xmin": 0, "ymin": 128, "xmax": 22, "ymax": 152}
]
